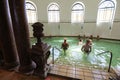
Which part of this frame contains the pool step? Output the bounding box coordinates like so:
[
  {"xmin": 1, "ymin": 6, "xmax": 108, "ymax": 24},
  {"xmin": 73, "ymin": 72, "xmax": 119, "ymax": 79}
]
[
  {"xmin": 48, "ymin": 64, "xmax": 118, "ymax": 80},
  {"xmin": 112, "ymin": 68, "xmax": 120, "ymax": 80}
]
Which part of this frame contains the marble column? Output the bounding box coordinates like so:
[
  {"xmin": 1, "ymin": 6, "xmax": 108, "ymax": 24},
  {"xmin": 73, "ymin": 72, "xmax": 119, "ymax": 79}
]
[
  {"xmin": 9, "ymin": 0, "xmax": 36, "ymax": 73},
  {"xmin": 0, "ymin": 0, "xmax": 19, "ymax": 70}
]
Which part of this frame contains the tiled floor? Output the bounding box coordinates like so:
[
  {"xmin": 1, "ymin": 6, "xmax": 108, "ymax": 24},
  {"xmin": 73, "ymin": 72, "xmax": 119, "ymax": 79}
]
[
  {"xmin": 0, "ymin": 68, "xmax": 71, "ymax": 80},
  {"xmin": 0, "ymin": 64, "xmax": 119, "ymax": 80},
  {"xmin": 49, "ymin": 64, "xmax": 118, "ymax": 80}
]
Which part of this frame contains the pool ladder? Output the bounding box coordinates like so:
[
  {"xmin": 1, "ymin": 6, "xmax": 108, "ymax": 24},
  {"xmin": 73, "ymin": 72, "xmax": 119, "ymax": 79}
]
[
  {"xmin": 97, "ymin": 51, "xmax": 120, "ymax": 80},
  {"xmin": 52, "ymin": 46, "xmax": 61, "ymax": 64},
  {"xmin": 52, "ymin": 48, "xmax": 113, "ymax": 72},
  {"xmin": 97, "ymin": 51, "xmax": 112, "ymax": 72},
  {"xmin": 51, "ymin": 49, "xmax": 119, "ymax": 80}
]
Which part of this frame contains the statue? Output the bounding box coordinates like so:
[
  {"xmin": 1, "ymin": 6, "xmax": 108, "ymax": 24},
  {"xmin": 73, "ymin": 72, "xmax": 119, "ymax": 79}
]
[
  {"xmin": 30, "ymin": 22, "xmax": 51, "ymax": 78},
  {"xmin": 32, "ymin": 22, "xmax": 44, "ymax": 44}
]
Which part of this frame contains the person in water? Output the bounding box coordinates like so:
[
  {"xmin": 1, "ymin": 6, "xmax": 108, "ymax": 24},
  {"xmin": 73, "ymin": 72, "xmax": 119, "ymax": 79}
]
[
  {"xmin": 81, "ymin": 39, "xmax": 92, "ymax": 55},
  {"xmin": 78, "ymin": 39, "xmax": 83, "ymax": 45},
  {"xmin": 61, "ymin": 38, "xmax": 69, "ymax": 53}
]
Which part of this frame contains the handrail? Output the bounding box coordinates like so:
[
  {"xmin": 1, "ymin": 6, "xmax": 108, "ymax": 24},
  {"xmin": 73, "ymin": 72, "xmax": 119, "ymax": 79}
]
[
  {"xmin": 52, "ymin": 46, "xmax": 61, "ymax": 64},
  {"xmin": 97, "ymin": 51, "xmax": 113, "ymax": 72},
  {"xmin": 54, "ymin": 46, "xmax": 61, "ymax": 52},
  {"xmin": 97, "ymin": 51, "xmax": 109, "ymax": 55}
]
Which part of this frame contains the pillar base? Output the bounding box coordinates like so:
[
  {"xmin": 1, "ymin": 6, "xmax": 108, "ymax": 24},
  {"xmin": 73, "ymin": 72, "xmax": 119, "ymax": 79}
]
[
  {"xmin": 3, "ymin": 61, "xmax": 19, "ymax": 71},
  {"xmin": 18, "ymin": 61, "xmax": 36, "ymax": 75},
  {"xmin": 33, "ymin": 64, "xmax": 50, "ymax": 78}
]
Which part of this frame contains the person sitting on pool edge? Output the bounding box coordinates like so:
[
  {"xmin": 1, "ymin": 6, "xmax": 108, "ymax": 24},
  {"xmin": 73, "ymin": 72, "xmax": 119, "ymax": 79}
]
[
  {"xmin": 61, "ymin": 38, "xmax": 69, "ymax": 53},
  {"xmin": 81, "ymin": 39, "xmax": 92, "ymax": 55}
]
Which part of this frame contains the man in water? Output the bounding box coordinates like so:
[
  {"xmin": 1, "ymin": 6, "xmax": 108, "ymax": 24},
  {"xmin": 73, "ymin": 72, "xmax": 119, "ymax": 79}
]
[
  {"xmin": 81, "ymin": 39, "xmax": 92, "ymax": 55},
  {"xmin": 61, "ymin": 38, "xmax": 69, "ymax": 53}
]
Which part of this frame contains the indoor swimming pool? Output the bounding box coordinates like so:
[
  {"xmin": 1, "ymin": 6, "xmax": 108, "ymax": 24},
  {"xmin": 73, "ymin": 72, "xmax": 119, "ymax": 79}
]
[{"xmin": 31, "ymin": 37, "xmax": 120, "ymax": 70}]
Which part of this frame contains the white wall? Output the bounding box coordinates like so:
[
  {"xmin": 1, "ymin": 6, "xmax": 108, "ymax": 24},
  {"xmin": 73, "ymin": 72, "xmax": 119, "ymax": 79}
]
[{"xmin": 26, "ymin": 0, "xmax": 120, "ymax": 40}]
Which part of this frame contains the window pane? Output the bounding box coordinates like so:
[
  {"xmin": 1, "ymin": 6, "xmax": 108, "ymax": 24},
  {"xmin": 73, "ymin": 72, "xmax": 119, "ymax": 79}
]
[
  {"xmin": 26, "ymin": 2, "xmax": 37, "ymax": 23},
  {"xmin": 48, "ymin": 3, "xmax": 60, "ymax": 22},
  {"xmin": 99, "ymin": 1, "xmax": 114, "ymax": 8},
  {"xmin": 97, "ymin": 0, "xmax": 116, "ymax": 24},
  {"xmin": 49, "ymin": 4, "xmax": 59, "ymax": 10},
  {"xmin": 71, "ymin": 3, "xmax": 84, "ymax": 23}
]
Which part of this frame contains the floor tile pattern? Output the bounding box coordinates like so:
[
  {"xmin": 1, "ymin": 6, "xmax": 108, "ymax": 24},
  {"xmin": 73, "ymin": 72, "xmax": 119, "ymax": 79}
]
[{"xmin": 49, "ymin": 64, "xmax": 118, "ymax": 80}]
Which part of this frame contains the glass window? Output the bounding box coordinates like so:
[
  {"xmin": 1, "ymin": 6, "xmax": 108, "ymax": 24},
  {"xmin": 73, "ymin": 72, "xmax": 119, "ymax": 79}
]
[
  {"xmin": 97, "ymin": 0, "xmax": 116, "ymax": 24},
  {"xmin": 48, "ymin": 3, "xmax": 60, "ymax": 22},
  {"xmin": 26, "ymin": 2, "xmax": 37, "ymax": 23},
  {"xmin": 71, "ymin": 2, "xmax": 85, "ymax": 23}
]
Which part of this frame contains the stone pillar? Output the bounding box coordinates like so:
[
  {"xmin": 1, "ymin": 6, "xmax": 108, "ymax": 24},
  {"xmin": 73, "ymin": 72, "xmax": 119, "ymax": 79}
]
[
  {"xmin": 0, "ymin": 0, "xmax": 19, "ymax": 70},
  {"xmin": 0, "ymin": 40, "xmax": 4, "ymax": 66},
  {"xmin": 9, "ymin": 0, "xmax": 36, "ymax": 73}
]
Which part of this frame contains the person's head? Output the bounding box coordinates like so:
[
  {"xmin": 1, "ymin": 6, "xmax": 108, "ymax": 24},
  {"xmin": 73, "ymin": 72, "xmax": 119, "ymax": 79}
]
[
  {"xmin": 79, "ymin": 39, "xmax": 82, "ymax": 42},
  {"xmin": 86, "ymin": 39, "xmax": 92, "ymax": 45},
  {"xmin": 64, "ymin": 38, "xmax": 67, "ymax": 42}
]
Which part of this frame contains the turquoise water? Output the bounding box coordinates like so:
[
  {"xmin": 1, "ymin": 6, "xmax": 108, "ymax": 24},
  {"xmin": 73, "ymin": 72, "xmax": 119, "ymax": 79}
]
[{"xmin": 31, "ymin": 37, "xmax": 120, "ymax": 69}]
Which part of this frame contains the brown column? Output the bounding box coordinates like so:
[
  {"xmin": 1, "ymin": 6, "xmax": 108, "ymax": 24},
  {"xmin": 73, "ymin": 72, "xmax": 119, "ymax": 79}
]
[
  {"xmin": 0, "ymin": 0, "xmax": 19, "ymax": 70},
  {"xmin": 9, "ymin": 0, "xmax": 36, "ymax": 73}
]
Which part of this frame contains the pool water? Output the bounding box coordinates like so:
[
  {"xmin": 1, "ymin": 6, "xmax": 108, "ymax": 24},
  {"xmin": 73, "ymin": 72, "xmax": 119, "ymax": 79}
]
[{"xmin": 31, "ymin": 37, "xmax": 120, "ymax": 69}]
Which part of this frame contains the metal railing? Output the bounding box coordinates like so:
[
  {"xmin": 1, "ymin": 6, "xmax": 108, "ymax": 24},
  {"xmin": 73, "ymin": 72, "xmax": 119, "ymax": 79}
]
[
  {"xmin": 97, "ymin": 51, "xmax": 113, "ymax": 72},
  {"xmin": 52, "ymin": 46, "xmax": 61, "ymax": 64},
  {"xmin": 51, "ymin": 47, "xmax": 113, "ymax": 72}
]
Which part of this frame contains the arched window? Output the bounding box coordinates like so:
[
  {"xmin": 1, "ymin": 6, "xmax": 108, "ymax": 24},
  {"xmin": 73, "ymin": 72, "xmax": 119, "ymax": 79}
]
[
  {"xmin": 97, "ymin": 0, "xmax": 116, "ymax": 24},
  {"xmin": 26, "ymin": 2, "xmax": 37, "ymax": 23},
  {"xmin": 71, "ymin": 2, "xmax": 85, "ymax": 23},
  {"xmin": 48, "ymin": 3, "xmax": 60, "ymax": 22}
]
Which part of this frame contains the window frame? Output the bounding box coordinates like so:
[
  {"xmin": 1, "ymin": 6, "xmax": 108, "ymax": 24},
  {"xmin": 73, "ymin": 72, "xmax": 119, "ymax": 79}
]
[
  {"xmin": 97, "ymin": 0, "xmax": 116, "ymax": 24},
  {"xmin": 26, "ymin": 1, "xmax": 37, "ymax": 23},
  {"xmin": 47, "ymin": 3, "xmax": 60, "ymax": 23},
  {"xmin": 71, "ymin": 2, "xmax": 85, "ymax": 23}
]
